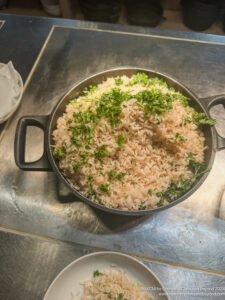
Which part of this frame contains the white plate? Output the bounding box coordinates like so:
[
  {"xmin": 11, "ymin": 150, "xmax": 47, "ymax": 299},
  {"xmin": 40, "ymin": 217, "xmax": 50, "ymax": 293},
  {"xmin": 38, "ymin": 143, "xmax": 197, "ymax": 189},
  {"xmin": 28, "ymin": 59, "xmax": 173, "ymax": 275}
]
[
  {"xmin": 0, "ymin": 62, "xmax": 23, "ymax": 124},
  {"xmin": 44, "ymin": 251, "xmax": 169, "ymax": 300}
]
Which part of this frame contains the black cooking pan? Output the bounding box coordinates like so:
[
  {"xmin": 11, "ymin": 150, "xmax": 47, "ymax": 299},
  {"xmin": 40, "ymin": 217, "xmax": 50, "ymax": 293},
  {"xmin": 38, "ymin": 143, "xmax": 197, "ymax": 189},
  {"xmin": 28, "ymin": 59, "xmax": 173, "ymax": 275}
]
[{"xmin": 14, "ymin": 68, "xmax": 225, "ymax": 216}]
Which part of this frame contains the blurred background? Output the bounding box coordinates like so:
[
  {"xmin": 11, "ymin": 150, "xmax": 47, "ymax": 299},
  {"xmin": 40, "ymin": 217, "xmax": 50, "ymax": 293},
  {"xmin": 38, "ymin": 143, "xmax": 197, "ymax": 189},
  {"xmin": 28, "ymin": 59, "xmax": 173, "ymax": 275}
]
[{"xmin": 0, "ymin": 0, "xmax": 224, "ymax": 34}]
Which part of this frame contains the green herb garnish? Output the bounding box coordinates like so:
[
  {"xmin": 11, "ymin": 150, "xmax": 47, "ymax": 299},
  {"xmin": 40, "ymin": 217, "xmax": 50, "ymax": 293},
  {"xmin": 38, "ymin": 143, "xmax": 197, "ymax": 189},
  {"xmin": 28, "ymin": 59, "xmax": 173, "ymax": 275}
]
[
  {"xmin": 53, "ymin": 146, "xmax": 66, "ymax": 160},
  {"xmin": 147, "ymin": 189, "xmax": 152, "ymax": 196},
  {"xmin": 88, "ymin": 183, "xmax": 95, "ymax": 196},
  {"xmin": 139, "ymin": 201, "xmax": 146, "ymax": 210},
  {"xmin": 72, "ymin": 160, "xmax": 83, "ymax": 172},
  {"xmin": 70, "ymin": 136, "xmax": 82, "ymax": 147},
  {"xmin": 116, "ymin": 135, "xmax": 126, "ymax": 148},
  {"xmin": 128, "ymin": 72, "xmax": 150, "ymax": 86},
  {"xmin": 93, "ymin": 269, "xmax": 103, "ymax": 277},
  {"xmin": 169, "ymin": 133, "xmax": 186, "ymax": 143},
  {"xmin": 88, "ymin": 174, "xmax": 93, "ymax": 182},
  {"xmin": 73, "ymin": 108, "xmax": 96, "ymax": 124},
  {"xmin": 117, "ymin": 293, "xmax": 124, "ymax": 300},
  {"xmin": 135, "ymin": 89, "xmax": 174, "ymax": 116},
  {"xmin": 88, "ymin": 85, "xmax": 97, "ymax": 94},
  {"xmin": 94, "ymin": 145, "xmax": 108, "ymax": 162},
  {"xmin": 192, "ymin": 112, "xmax": 216, "ymax": 126},
  {"xmin": 104, "ymin": 291, "xmax": 112, "ymax": 298},
  {"xmin": 96, "ymin": 88, "xmax": 131, "ymax": 127},
  {"xmin": 179, "ymin": 115, "xmax": 192, "ymax": 126},
  {"xmin": 157, "ymin": 199, "xmax": 164, "ymax": 207},
  {"xmin": 93, "ymin": 195, "xmax": 102, "ymax": 204},
  {"xmin": 157, "ymin": 159, "xmax": 209, "ymax": 204},
  {"xmin": 175, "ymin": 92, "xmax": 189, "ymax": 107},
  {"xmin": 70, "ymin": 98, "xmax": 78, "ymax": 104},
  {"xmin": 187, "ymin": 152, "xmax": 197, "ymax": 160},
  {"xmin": 116, "ymin": 172, "xmax": 126, "ymax": 181},
  {"xmin": 109, "ymin": 170, "xmax": 126, "ymax": 181},
  {"xmin": 108, "ymin": 169, "xmax": 117, "ymax": 180},
  {"xmin": 79, "ymin": 151, "xmax": 89, "ymax": 160},
  {"xmin": 99, "ymin": 183, "xmax": 109, "ymax": 193},
  {"xmin": 188, "ymin": 159, "xmax": 206, "ymax": 176},
  {"xmin": 114, "ymin": 77, "xmax": 123, "ymax": 86},
  {"xmin": 128, "ymin": 72, "xmax": 167, "ymax": 87}
]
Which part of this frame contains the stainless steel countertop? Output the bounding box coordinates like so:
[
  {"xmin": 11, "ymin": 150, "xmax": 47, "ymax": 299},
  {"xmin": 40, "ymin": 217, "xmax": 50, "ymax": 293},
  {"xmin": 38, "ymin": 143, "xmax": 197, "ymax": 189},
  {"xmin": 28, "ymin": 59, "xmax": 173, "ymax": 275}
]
[
  {"xmin": 0, "ymin": 15, "xmax": 225, "ymax": 300},
  {"xmin": 1, "ymin": 228, "xmax": 225, "ymax": 300}
]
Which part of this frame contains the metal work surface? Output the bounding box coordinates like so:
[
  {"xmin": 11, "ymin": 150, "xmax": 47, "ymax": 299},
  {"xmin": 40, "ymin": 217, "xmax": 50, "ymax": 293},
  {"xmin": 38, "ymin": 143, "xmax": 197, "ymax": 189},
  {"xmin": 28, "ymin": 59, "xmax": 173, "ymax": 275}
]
[
  {"xmin": 0, "ymin": 13, "xmax": 225, "ymax": 83},
  {"xmin": 1, "ymin": 228, "xmax": 225, "ymax": 300},
  {"xmin": 0, "ymin": 15, "xmax": 225, "ymax": 299}
]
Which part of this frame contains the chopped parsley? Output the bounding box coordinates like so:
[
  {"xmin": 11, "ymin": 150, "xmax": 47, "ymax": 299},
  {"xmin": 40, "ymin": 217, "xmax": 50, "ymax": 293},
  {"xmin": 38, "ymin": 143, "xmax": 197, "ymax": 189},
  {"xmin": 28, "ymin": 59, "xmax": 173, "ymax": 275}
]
[
  {"xmin": 192, "ymin": 112, "xmax": 216, "ymax": 126},
  {"xmin": 93, "ymin": 269, "xmax": 103, "ymax": 277},
  {"xmin": 73, "ymin": 108, "xmax": 96, "ymax": 124},
  {"xmin": 79, "ymin": 151, "xmax": 89, "ymax": 160},
  {"xmin": 103, "ymin": 291, "xmax": 124, "ymax": 299},
  {"xmin": 128, "ymin": 72, "xmax": 150, "ymax": 86},
  {"xmin": 69, "ymin": 149, "xmax": 78, "ymax": 154},
  {"xmin": 96, "ymin": 88, "xmax": 132, "ymax": 127},
  {"xmin": 114, "ymin": 77, "xmax": 123, "ymax": 86},
  {"xmin": 83, "ymin": 84, "xmax": 97, "ymax": 95},
  {"xmin": 116, "ymin": 135, "xmax": 126, "ymax": 148},
  {"xmin": 179, "ymin": 115, "xmax": 192, "ymax": 126},
  {"xmin": 135, "ymin": 89, "xmax": 174, "ymax": 116},
  {"xmin": 72, "ymin": 162, "xmax": 82, "ymax": 172},
  {"xmin": 116, "ymin": 172, "xmax": 126, "ymax": 181},
  {"xmin": 70, "ymin": 136, "xmax": 82, "ymax": 147},
  {"xmin": 104, "ymin": 291, "xmax": 112, "ymax": 298},
  {"xmin": 89, "ymin": 85, "xmax": 97, "ymax": 94},
  {"xmin": 156, "ymin": 179, "xmax": 194, "ymax": 203},
  {"xmin": 99, "ymin": 183, "xmax": 109, "ymax": 193},
  {"xmin": 169, "ymin": 133, "xmax": 186, "ymax": 143},
  {"xmin": 53, "ymin": 146, "xmax": 66, "ymax": 160},
  {"xmin": 157, "ymin": 159, "xmax": 209, "ymax": 204},
  {"xmin": 187, "ymin": 152, "xmax": 197, "ymax": 160},
  {"xmin": 108, "ymin": 170, "xmax": 126, "ymax": 181},
  {"xmin": 88, "ymin": 174, "xmax": 93, "ymax": 182},
  {"xmin": 93, "ymin": 195, "xmax": 102, "ymax": 204},
  {"xmin": 70, "ymin": 98, "xmax": 78, "ymax": 104},
  {"xmin": 72, "ymin": 159, "xmax": 86, "ymax": 172},
  {"xmin": 139, "ymin": 201, "xmax": 146, "ymax": 210},
  {"xmin": 174, "ymin": 92, "xmax": 189, "ymax": 107},
  {"xmin": 94, "ymin": 145, "xmax": 108, "ymax": 162},
  {"xmin": 88, "ymin": 183, "xmax": 95, "ymax": 196},
  {"xmin": 128, "ymin": 72, "xmax": 167, "ymax": 87},
  {"xmin": 157, "ymin": 199, "xmax": 164, "ymax": 207},
  {"xmin": 147, "ymin": 189, "xmax": 152, "ymax": 196},
  {"xmin": 188, "ymin": 159, "xmax": 206, "ymax": 176},
  {"xmin": 108, "ymin": 169, "xmax": 117, "ymax": 180}
]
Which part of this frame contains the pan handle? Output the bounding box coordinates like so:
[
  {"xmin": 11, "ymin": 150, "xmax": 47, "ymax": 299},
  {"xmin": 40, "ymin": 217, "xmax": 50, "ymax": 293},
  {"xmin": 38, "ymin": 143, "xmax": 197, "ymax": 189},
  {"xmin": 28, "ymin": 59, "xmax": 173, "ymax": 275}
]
[
  {"xmin": 200, "ymin": 94, "xmax": 225, "ymax": 151},
  {"xmin": 14, "ymin": 115, "xmax": 52, "ymax": 171}
]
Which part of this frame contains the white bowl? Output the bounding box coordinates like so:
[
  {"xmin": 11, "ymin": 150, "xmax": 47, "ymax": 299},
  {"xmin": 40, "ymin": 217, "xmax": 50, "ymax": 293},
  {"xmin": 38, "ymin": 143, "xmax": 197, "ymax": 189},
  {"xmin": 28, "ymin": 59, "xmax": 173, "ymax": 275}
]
[
  {"xmin": 44, "ymin": 251, "xmax": 169, "ymax": 300},
  {"xmin": 0, "ymin": 62, "xmax": 23, "ymax": 124}
]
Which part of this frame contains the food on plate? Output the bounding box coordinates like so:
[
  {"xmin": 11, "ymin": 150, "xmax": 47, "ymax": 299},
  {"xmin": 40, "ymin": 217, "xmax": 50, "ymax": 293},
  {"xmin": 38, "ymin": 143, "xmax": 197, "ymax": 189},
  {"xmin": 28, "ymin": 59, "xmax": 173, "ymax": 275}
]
[
  {"xmin": 74, "ymin": 268, "xmax": 152, "ymax": 300},
  {"xmin": 52, "ymin": 73, "xmax": 215, "ymax": 210}
]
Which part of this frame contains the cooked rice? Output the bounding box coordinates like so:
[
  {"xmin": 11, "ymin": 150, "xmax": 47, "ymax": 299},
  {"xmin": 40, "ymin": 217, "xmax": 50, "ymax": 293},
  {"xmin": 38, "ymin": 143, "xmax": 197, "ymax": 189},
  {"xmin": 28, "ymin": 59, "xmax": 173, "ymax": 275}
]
[
  {"xmin": 53, "ymin": 74, "xmax": 205, "ymax": 210},
  {"xmin": 78, "ymin": 269, "xmax": 151, "ymax": 300}
]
